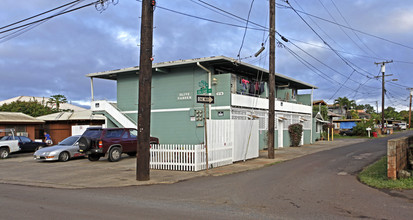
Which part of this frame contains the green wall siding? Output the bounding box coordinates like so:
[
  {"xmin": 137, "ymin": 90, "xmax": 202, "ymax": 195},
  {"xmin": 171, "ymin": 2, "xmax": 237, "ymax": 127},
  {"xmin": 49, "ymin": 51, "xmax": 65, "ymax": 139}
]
[{"xmin": 117, "ymin": 73, "xmax": 138, "ymax": 112}]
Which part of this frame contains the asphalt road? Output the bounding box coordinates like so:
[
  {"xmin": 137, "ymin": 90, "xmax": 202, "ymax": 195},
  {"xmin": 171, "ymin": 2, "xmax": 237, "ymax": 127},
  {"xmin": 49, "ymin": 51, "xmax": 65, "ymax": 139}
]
[{"xmin": 1, "ymin": 132, "xmax": 413, "ymax": 219}]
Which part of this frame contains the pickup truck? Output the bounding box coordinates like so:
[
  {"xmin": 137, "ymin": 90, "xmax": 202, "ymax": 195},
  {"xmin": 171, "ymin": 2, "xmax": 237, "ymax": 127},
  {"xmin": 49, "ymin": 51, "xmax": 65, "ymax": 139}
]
[{"xmin": 0, "ymin": 139, "xmax": 20, "ymax": 159}]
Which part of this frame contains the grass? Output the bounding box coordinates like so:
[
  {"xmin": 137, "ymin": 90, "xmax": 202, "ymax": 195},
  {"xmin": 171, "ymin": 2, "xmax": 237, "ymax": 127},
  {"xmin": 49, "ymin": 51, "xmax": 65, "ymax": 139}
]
[{"xmin": 358, "ymin": 156, "xmax": 413, "ymax": 189}]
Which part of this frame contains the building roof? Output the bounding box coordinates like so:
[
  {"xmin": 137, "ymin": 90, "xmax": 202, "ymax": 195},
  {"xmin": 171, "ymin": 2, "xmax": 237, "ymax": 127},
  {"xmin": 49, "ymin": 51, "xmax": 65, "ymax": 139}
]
[
  {"xmin": 0, "ymin": 112, "xmax": 44, "ymax": 124},
  {"xmin": 0, "ymin": 96, "xmax": 86, "ymax": 112},
  {"xmin": 313, "ymin": 100, "xmax": 327, "ymax": 105},
  {"xmin": 87, "ymin": 56, "xmax": 317, "ymax": 90},
  {"xmin": 36, "ymin": 110, "xmax": 105, "ymax": 121}
]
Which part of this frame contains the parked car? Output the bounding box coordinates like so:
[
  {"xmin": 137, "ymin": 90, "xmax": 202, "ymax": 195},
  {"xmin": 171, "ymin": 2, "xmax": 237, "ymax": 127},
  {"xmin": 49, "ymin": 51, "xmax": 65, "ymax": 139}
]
[
  {"xmin": 339, "ymin": 128, "xmax": 354, "ymax": 136},
  {"xmin": 0, "ymin": 137, "xmax": 20, "ymax": 159},
  {"xmin": 0, "ymin": 136, "xmax": 47, "ymax": 152},
  {"xmin": 33, "ymin": 135, "xmax": 84, "ymax": 162},
  {"xmin": 396, "ymin": 123, "xmax": 407, "ymax": 130},
  {"xmin": 78, "ymin": 127, "xmax": 159, "ymax": 162}
]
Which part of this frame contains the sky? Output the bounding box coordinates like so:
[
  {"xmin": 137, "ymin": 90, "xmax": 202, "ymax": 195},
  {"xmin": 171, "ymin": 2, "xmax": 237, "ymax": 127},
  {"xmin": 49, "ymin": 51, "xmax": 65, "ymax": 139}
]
[{"xmin": 0, "ymin": 0, "xmax": 412, "ymax": 111}]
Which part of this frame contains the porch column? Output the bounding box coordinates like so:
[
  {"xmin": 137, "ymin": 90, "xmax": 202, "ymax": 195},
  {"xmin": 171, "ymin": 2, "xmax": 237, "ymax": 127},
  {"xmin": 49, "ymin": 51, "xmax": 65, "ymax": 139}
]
[{"xmin": 90, "ymin": 77, "xmax": 94, "ymax": 101}]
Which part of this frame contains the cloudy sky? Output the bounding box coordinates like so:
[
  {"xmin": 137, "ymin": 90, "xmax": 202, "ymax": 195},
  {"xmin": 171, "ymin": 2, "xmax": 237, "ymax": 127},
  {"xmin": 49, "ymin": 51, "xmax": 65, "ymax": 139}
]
[{"xmin": 0, "ymin": 0, "xmax": 412, "ymax": 111}]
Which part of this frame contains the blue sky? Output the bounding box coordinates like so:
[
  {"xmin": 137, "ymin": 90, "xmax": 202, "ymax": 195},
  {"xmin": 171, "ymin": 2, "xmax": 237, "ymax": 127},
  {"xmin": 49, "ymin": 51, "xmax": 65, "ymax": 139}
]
[{"xmin": 0, "ymin": 0, "xmax": 412, "ymax": 111}]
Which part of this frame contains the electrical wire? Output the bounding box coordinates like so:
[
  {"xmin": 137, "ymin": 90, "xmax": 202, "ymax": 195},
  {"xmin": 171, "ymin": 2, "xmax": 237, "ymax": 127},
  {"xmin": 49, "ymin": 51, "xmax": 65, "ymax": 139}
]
[
  {"xmin": 329, "ymin": 0, "xmax": 381, "ymax": 58},
  {"xmin": 237, "ymin": 0, "xmax": 255, "ymax": 60},
  {"xmin": 276, "ymin": 2, "xmax": 413, "ymax": 51},
  {"xmin": 0, "ymin": 0, "xmax": 83, "ymax": 30},
  {"xmin": 0, "ymin": 1, "xmax": 86, "ymax": 43}
]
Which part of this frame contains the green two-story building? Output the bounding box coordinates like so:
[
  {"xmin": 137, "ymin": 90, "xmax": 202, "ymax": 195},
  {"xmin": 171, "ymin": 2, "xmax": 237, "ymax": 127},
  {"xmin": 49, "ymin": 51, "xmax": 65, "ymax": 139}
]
[{"xmin": 87, "ymin": 56, "xmax": 318, "ymax": 149}]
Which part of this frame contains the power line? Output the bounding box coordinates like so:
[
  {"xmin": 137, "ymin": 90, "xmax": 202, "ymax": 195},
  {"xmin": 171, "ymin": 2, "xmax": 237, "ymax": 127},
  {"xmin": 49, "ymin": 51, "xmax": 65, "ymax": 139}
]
[
  {"xmin": 276, "ymin": 2, "xmax": 413, "ymax": 51},
  {"xmin": 237, "ymin": 0, "xmax": 255, "ymax": 60},
  {"xmin": 0, "ymin": 1, "xmax": 98, "ymax": 35},
  {"xmin": 329, "ymin": 0, "xmax": 381, "ymax": 58},
  {"xmin": 0, "ymin": 1, "xmax": 86, "ymax": 43},
  {"xmin": 277, "ymin": 38, "xmax": 375, "ymax": 96},
  {"xmin": 154, "ymin": 4, "xmax": 266, "ymax": 31},
  {"xmin": 285, "ymin": 36, "xmax": 379, "ymax": 90},
  {"xmin": 0, "ymin": 0, "xmax": 83, "ymax": 31},
  {"xmin": 317, "ymin": 0, "xmax": 371, "ymax": 56}
]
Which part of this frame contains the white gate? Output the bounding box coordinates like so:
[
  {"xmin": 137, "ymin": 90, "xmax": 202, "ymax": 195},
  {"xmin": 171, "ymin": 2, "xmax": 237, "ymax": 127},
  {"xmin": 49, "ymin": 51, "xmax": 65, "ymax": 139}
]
[{"xmin": 207, "ymin": 120, "xmax": 259, "ymax": 162}]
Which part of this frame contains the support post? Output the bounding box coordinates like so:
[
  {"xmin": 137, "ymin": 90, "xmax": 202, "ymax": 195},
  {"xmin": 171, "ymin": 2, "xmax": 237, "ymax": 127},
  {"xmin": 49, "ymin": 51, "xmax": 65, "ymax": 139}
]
[
  {"xmin": 409, "ymin": 89, "xmax": 412, "ymax": 129},
  {"xmin": 137, "ymin": 0, "xmax": 154, "ymax": 181},
  {"xmin": 267, "ymin": 0, "xmax": 275, "ymax": 159},
  {"xmin": 331, "ymin": 127, "xmax": 334, "ymax": 141},
  {"xmin": 204, "ymin": 103, "xmax": 209, "ymax": 170},
  {"xmin": 90, "ymin": 77, "xmax": 94, "ymax": 101}
]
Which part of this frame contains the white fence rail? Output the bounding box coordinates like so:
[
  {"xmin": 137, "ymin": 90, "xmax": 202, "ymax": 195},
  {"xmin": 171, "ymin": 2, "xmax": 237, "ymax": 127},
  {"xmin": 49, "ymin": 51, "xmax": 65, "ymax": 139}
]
[{"xmin": 150, "ymin": 144, "xmax": 233, "ymax": 171}]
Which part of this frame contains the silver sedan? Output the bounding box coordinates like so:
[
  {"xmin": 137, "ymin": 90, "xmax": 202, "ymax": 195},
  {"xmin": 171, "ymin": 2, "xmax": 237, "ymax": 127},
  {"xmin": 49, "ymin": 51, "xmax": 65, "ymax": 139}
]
[{"xmin": 33, "ymin": 135, "xmax": 84, "ymax": 162}]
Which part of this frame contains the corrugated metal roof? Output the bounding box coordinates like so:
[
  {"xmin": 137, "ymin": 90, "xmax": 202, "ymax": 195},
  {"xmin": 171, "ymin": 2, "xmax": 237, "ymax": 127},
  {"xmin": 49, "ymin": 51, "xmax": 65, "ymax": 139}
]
[
  {"xmin": 86, "ymin": 56, "xmax": 317, "ymax": 90},
  {"xmin": 36, "ymin": 110, "xmax": 105, "ymax": 121},
  {"xmin": 0, "ymin": 112, "xmax": 44, "ymax": 123}
]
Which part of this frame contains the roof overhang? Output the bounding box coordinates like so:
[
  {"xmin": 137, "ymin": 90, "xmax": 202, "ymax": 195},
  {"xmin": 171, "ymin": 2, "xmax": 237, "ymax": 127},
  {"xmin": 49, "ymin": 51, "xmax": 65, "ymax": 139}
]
[{"xmin": 87, "ymin": 56, "xmax": 317, "ymax": 90}]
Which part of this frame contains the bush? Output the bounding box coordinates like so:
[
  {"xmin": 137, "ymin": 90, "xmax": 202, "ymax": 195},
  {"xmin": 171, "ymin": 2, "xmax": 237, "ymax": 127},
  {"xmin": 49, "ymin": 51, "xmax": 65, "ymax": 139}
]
[
  {"xmin": 322, "ymin": 123, "xmax": 334, "ymax": 139},
  {"xmin": 288, "ymin": 123, "xmax": 303, "ymax": 147},
  {"xmin": 353, "ymin": 119, "xmax": 376, "ymax": 136}
]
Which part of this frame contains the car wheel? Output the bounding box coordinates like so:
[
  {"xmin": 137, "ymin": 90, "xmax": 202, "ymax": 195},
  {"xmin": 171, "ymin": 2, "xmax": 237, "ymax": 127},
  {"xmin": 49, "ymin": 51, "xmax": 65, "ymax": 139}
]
[
  {"xmin": 88, "ymin": 154, "xmax": 101, "ymax": 161},
  {"xmin": 0, "ymin": 148, "xmax": 9, "ymax": 159},
  {"xmin": 78, "ymin": 137, "xmax": 91, "ymax": 151},
  {"xmin": 58, "ymin": 151, "xmax": 70, "ymax": 162},
  {"xmin": 108, "ymin": 147, "xmax": 122, "ymax": 162}
]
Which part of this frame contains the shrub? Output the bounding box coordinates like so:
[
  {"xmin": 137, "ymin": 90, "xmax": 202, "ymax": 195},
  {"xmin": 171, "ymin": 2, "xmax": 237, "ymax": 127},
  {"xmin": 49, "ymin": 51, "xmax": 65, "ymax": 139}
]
[
  {"xmin": 322, "ymin": 123, "xmax": 334, "ymax": 139},
  {"xmin": 288, "ymin": 123, "xmax": 303, "ymax": 147},
  {"xmin": 353, "ymin": 119, "xmax": 376, "ymax": 136}
]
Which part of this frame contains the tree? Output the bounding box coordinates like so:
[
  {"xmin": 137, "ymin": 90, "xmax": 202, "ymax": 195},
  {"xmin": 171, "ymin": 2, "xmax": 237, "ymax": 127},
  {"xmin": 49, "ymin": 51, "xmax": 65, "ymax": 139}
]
[
  {"xmin": 47, "ymin": 94, "xmax": 67, "ymax": 111},
  {"xmin": 334, "ymin": 97, "xmax": 355, "ymax": 114},
  {"xmin": 355, "ymin": 104, "xmax": 375, "ymax": 114},
  {"xmin": 313, "ymin": 105, "xmax": 328, "ymax": 121},
  {"xmin": 0, "ymin": 100, "xmax": 58, "ymax": 117},
  {"xmin": 383, "ymin": 107, "xmax": 402, "ymax": 120}
]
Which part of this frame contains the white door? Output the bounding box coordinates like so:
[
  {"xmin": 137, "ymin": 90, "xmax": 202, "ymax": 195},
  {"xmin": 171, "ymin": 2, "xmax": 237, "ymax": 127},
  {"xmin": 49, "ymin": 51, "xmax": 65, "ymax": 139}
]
[{"xmin": 278, "ymin": 120, "xmax": 283, "ymax": 148}]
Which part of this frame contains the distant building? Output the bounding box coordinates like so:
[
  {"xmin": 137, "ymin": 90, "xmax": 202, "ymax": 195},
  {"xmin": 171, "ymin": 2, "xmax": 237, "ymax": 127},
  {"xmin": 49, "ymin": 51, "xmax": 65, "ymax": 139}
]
[
  {"xmin": 0, "ymin": 112, "xmax": 44, "ymax": 141},
  {"xmin": 0, "ymin": 96, "xmax": 86, "ymax": 112},
  {"xmin": 37, "ymin": 110, "xmax": 105, "ymax": 144}
]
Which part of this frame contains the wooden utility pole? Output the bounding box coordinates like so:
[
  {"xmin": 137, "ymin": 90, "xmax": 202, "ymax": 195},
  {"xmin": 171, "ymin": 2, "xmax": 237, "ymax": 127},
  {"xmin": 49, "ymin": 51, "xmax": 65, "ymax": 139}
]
[
  {"xmin": 268, "ymin": 0, "xmax": 275, "ymax": 159},
  {"xmin": 408, "ymin": 88, "xmax": 413, "ymax": 129},
  {"xmin": 137, "ymin": 0, "xmax": 155, "ymax": 181},
  {"xmin": 374, "ymin": 60, "xmax": 393, "ymax": 134}
]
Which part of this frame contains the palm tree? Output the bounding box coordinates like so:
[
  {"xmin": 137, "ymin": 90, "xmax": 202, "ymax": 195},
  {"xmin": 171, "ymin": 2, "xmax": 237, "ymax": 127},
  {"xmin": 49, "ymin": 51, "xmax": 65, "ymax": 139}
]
[
  {"xmin": 334, "ymin": 97, "xmax": 355, "ymax": 115},
  {"xmin": 47, "ymin": 94, "xmax": 67, "ymax": 111}
]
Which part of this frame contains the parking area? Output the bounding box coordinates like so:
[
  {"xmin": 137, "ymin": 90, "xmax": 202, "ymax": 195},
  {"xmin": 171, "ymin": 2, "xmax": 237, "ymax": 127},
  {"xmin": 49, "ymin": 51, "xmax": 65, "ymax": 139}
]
[
  {"xmin": 0, "ymin": 153, "xmax": 203, "ymax": 188},
  {"xmin": 0, "ymin": 138, "xmax": 368, "ymax": 189}
]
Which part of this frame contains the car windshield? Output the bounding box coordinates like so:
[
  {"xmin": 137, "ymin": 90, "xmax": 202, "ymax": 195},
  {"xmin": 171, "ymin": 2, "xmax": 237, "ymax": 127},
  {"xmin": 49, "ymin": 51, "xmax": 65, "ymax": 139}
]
[
  {"xmin": 82, "ymin": 129, "xmax": 102, "ymax": 139},
  {"xmin": 59, "ymin": 136, "xmax": 79, "ymax": 145},
  {"xmin": 0, "ymin": 136, "xmax": 16, "ymax": 140}
]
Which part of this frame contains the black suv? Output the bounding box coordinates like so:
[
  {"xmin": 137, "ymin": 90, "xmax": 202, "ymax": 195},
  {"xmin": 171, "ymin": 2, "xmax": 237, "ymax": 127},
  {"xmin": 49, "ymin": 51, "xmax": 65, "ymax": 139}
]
[{"xmin": 78, "ymin": 127, "xmax": 159, "ymax": 162}]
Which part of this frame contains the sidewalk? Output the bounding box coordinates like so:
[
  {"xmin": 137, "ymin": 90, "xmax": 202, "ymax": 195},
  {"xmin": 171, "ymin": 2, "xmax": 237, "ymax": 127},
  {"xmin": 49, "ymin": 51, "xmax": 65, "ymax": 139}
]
[{"xmin": 0, "ymin": 139, "xmax": 367, "ymax": 189}]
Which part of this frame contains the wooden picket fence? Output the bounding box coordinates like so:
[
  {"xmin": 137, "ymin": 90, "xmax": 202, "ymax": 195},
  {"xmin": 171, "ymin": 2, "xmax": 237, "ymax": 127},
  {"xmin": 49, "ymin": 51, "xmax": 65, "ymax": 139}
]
[{"xmin": 150, "ymin": 144, "xmax": 233, "ymax": 171}]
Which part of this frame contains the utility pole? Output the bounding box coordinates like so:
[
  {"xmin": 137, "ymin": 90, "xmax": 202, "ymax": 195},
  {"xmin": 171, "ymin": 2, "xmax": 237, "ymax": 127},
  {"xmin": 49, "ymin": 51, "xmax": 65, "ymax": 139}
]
[
  {"xmin": 137, "ymin": 0, "xmax": 155, "ymax": 181},
  {"xmin": 374, "ymin": 60, "xmax": 393, "ymax": 134},
  {"xmin": 408, "ymin": 88, "xmax": 413, "ymax": 129},
  {"xmin": 268, "ymin": 0, "xmax": 275, "ymax": 159}
]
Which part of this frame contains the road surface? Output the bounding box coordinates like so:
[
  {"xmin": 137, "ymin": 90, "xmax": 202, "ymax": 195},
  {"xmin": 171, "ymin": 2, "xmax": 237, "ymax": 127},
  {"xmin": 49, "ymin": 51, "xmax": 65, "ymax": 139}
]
[{"xmin": 1, "ymin": 132, "xmax": 412, "ymax": 219}]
